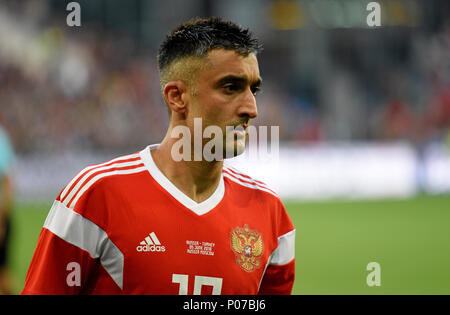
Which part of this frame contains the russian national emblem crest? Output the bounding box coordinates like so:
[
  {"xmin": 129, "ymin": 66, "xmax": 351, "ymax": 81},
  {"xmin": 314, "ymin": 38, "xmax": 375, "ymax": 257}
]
[{"xmin": 230, "ymin": 225, "xmax": 264, "ymax": 272}]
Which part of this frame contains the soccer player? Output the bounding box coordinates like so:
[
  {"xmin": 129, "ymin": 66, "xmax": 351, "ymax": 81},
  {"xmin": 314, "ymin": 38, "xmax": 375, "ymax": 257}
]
[
  {"xmin": 22, "ymin": 17, "xmax": 295, "ymax": 295},
  {"xmin": 0, "ymin": 124, "xmax": 15, "ymax": 294}
]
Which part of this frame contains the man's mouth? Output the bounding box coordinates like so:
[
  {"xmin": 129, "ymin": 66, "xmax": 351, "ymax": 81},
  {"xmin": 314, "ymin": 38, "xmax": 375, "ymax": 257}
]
[{"xmin": 233, "ymin": 125, "xmax": 247, "ymax": 139}]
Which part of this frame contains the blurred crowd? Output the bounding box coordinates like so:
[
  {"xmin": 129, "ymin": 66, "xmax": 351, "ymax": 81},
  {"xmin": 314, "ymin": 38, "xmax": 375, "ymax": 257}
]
[
  {"xmin": 0, "ymin": 0, "xmax": 449, "ymax": 155},
  {"xmin": 0, "ymin": 2, "xmax": 168, "ymax": 154},
  {"xmin": 0, "ymin": 34, "xmax": 168, "ymax": 154}
]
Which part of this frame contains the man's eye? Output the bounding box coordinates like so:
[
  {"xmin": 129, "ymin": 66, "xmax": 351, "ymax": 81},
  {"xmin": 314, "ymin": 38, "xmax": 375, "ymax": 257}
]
[
  {"xmin": 223, "ymin": 84, "xmax": 238, "ymax": 93},
  {"xmin": 251, "ymin": 86, "xmax": 261, "ymax": 96}
]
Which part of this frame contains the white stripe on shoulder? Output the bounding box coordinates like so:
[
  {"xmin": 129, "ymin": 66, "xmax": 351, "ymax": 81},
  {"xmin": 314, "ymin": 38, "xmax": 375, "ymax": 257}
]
[
  {"xmin": 223, "ymin": 167, "xmax": 274, "ymax": 192},
  {"xmin": 44, "ymin": 200, "xmax": 124, "ymax": 290},
  {"xmin": 225, "ymin": 166, "xmax": 268, "ymax": 185},
  {"xmin": 222, "ymin": 172, "xmax": 279, "ymax": 198},
  {"xmin": 62, "ymin": 159, "xmax": 143, "ymax": 207},
  {"xmin": 68, "ymin": 166, "xmax": 147, "ymax": 208},
  {"xmin": 269, "ymin": 229, "xmax": 296, "ymax": 266},
  {"xmin": 60, "ymin": 153, "xmax": 140, "ymax": 201}
]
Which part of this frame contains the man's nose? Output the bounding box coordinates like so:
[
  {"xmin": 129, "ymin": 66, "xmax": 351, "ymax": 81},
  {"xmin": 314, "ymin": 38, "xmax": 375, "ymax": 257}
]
[{"xmin": 238, "ymin": 88, "xmax": 258, "ymax": 120}]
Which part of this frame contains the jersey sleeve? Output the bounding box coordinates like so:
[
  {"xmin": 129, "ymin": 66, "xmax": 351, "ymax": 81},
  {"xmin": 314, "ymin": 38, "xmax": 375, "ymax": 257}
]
[
  {"xmin": 258, "ymin": 200, "xmax": 295, "ymax": 295},
  {"xmin": 22, "ymin": 187, "xmax": 123, "ymax": 294},
  {"xmin": 22, "ymin": 225, "xmax": 99, "ymax": 294}
]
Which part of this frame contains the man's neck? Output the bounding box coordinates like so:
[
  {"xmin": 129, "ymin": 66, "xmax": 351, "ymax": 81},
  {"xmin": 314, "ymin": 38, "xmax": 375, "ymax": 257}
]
[{"xmin": 150, "ymin": 138, "xmax": 224, "ymax": 203}]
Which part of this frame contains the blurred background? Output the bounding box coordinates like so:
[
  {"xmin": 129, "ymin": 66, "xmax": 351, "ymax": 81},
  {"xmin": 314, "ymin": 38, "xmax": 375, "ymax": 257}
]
[{"xmin": 0, "ymin": 0, "xmax": 450, "ymax": 294}]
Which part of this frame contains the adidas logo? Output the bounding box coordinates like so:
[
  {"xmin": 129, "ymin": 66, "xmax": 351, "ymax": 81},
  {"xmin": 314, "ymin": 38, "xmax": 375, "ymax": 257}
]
[{"xmin": 136, "ymin": 232, "xmax": 166, "ymax": 252}]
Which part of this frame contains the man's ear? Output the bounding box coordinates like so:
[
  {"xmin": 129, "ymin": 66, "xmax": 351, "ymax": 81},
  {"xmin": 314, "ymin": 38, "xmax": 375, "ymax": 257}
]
[{"xmin": 163, "ymin": 81, "xmax": 189, "ymax": 116}]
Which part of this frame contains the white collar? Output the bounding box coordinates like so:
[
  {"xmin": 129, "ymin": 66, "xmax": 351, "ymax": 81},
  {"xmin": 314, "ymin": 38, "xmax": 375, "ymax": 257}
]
[{"xmin": 139, "ymin": 144, "xmax": 225, "ymax": 216}]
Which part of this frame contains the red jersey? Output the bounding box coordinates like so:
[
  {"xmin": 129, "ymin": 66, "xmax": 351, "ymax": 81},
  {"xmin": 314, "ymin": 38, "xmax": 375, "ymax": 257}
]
[{"xmin": 22, "ymin": 144, "xmax": 295, "ymax": 295}]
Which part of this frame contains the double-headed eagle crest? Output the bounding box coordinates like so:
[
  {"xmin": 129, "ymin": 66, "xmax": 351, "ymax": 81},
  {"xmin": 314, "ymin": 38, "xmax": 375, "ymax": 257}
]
[{"xmin": 230, "ymin": 225, "xmax": 263, "ymax": 272}]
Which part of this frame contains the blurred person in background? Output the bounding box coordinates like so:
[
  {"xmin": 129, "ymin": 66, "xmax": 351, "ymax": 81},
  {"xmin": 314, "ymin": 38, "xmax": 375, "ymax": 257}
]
[{"xmin": 0, "ymin": 124, "xmax": 16, "ymax": 294}]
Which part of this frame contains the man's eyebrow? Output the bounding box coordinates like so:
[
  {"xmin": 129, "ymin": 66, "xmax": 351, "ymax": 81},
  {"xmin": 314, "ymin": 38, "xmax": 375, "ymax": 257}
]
[{"xmin": 215, "ymin": 75, "xmax": 262, "ymax": 87}]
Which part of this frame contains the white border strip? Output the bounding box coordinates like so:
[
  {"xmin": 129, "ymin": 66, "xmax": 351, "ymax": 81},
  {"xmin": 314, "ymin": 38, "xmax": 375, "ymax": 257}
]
[
  {"xmin": 225, "ymin": 166, "xmax": 269, "ymax": 186},
  {"xmin": 223, "ymin": 167, "xmax": 273, "ymax": 192},
  {"xmin": 269, "ymin": 229, "xmax": 296, "ymax": 266},
  {"xmin": 69, "ymin": 166, "xmax": 147, "ymax": 208},
  {"xmin": 62, "ymin": 160, "xmax": 144, "ymax": 206},
  {"xmin": 222, "ymin": 172, "xmax": 279, "ymax": 198},
  {"xmin": 60, "ymin": 153, "xmax": 140, "ymax": 201},
  {"xmin": 44, "ymin": 200, "xmax": 125, "ymax": 290}
]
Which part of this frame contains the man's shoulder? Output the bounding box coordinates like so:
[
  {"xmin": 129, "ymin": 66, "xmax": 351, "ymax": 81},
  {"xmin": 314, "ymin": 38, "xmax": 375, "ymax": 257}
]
[
  {"xmin": 57, "ymin": 150, "xmax": 147, "ymax": 210},
  {"xmin": 222, "ymin": 164, "xmax": 280, "ymax": 201}
]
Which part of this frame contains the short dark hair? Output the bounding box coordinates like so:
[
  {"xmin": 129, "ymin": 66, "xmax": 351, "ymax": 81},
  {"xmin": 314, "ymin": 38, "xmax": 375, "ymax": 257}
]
[{"xmin": 157, "ymin": 17, "xmax": 262, "ymax": 73}]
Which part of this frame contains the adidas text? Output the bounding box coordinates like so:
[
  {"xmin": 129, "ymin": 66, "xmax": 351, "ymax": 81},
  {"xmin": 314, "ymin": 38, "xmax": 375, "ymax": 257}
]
[{"xmin": 136, "ymin": 244, "xmax": 166, "ymax": 252}]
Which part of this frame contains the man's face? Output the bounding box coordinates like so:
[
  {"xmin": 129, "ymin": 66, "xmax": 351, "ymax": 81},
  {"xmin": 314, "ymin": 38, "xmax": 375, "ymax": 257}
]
[{"xmin": 186, "ymin": 49, "xmax": 261, "ymax": 158}]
